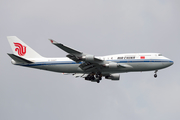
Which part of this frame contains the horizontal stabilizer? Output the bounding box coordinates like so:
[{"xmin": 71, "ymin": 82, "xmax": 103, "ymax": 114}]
[{"xmin": 7, "ymin": 53, "xmax": 33, "ymax": 63}]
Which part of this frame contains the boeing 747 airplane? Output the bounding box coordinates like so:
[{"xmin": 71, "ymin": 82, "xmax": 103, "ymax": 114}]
[{"xmin": 7, "ymin": 36, "xmax": 173, "ymax": 83}]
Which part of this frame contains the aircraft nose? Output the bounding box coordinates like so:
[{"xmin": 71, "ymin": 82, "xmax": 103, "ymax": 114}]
[
  {"xmin": 163, "ymin": 59, "xmax": 174, "ymax": 68},
  {"xmin": 167, "ymin": 60, "xmax": 174, "ymax": 66},
  {"xmin": 170, "ymin": 60, "xmax": 174, "ymax": 66}
]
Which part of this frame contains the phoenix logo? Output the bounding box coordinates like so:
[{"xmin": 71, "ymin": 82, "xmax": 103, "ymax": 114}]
[{"xmin": 14, "ymin": 43, "xmax": 26, "ymax": 56}]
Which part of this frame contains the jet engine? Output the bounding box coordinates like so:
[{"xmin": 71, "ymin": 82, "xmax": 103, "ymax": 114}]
[
  {"xmin": 105, "ymin": 74, "xmax": 120, "ymax": 80},
  {"xmin": 82, "ymin": 55, "xmax": 95, "ymax": 62},
  {"xmin": 104, "ymin": 63, "xmax": 120, "ymax": 69}
]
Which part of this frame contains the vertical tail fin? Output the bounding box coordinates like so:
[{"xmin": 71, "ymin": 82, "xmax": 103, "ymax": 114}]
[{"xmin": 7, "ymin": 36, "xmax": 43, "ymax": 59}]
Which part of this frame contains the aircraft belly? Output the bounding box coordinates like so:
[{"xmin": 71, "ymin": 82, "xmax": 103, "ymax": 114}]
[
  {"xmin": 101, "ymin": 62, "xmax": 166, "ymax": 73},
  {"xmin": 30, "ymin": 64, "xmax": 83, "ymax": 73},
  {"xmin": 23, "ymin": 61, "xmax": 169, "ymax": 74},
  {"xmin": 128, "ymin": 62, "xmax": 165, "ymax": 71}
]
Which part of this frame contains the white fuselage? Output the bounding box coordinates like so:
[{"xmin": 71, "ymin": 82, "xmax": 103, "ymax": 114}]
[{"xmin": 12, "ymin": 53, "xmax": 173, "ymax": 75}]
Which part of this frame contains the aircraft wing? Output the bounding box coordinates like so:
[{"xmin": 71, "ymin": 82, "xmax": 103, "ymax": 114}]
[
  {"xmin": 49, "ymin": 39, "xmax": 82, "ymax": 56},
  {"xmin": 50, "ymin": 39, "xmax": 85, "ymax": 63},
  {"xmin": 49, "ymin": 39, "xmax": 130, "ymax": 71},
  {"xmin": 49, "ymin": 39, "xmax": 106, "ymax": 60}
]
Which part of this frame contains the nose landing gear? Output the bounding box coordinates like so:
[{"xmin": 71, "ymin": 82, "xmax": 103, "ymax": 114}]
[
  {"xmin": 154, "ymin": 70, "xmax": 158, "ymax": 78},
  {"xmin": 154, "ymin": 74, "xmax": 157, "ymax": 78}
]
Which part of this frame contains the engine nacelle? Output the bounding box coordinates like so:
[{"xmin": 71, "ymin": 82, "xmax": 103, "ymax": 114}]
[
  {"xmin": 105, "ymin": 74, "xmax": 120, "ymax": 80},
  {"xmin": 105, "ymin": 63, "xmax": 120, "ymax": 69},
  {"xmin": 82, "ymin": 55, "xmax": 95, "ymax": 62}
]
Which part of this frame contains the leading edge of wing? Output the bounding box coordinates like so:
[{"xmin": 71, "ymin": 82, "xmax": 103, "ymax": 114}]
[{"xmin": 49, "ymin": 39, "xmax": 82, "ymax": 55}]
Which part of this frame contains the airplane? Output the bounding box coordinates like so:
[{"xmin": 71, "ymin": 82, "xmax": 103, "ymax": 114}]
[{"xmin": 7, "ymin": 36, "xmax": 174, "ymax": 83}]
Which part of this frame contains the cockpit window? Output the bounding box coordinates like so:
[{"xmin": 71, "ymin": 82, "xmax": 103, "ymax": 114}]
[{"xmin": 158, "ymin": 54, "xmax": 162, "ymax": 56}]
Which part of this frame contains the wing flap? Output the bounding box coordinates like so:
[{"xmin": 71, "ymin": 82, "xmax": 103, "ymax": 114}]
[
  {"xmin": 73, "ymin": 73, "xmax": 84, "ymax": 78},
  {"xmin": 62, "ymin": 73, "xmax": 89, "ymax": 78},
  {"xmin": 66, "ymin": 54, "xmax": 81, "ymax": 63}
]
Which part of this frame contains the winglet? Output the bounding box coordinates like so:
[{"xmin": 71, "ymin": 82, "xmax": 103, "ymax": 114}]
[{"xmin": 49, "ymin": 39, "xmax": 58, "ymax": 44}]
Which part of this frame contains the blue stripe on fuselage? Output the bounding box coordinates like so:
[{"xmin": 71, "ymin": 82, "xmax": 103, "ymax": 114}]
[{"xmin": 17, "ymin": 59, "xmax": 173, "ymax": 66}]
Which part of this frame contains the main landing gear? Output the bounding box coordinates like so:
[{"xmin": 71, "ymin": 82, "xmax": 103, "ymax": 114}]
[
  {"xmin": 95, "ymin": 72, "xmax": 102, "ymax": 83},
  {"xmin": 154, "ymin": 70, "xmax": 158, "ymax": 78},
  {"xmin": 85, "ymin": 72, "xmax": 102, "ymax": 83}
]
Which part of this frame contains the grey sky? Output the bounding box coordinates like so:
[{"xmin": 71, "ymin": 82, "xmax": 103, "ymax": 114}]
[{"xmin": 0, "ymin": 0, "xmax": 180, "ymax": 120}]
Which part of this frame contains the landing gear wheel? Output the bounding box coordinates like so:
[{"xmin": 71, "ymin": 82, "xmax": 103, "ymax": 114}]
[
  {"xmin": 95, "ymin": 72, "xmax": 102, "ymax": 83},
  {"xmin": 154, "ymin": 74, "xmax": 157, "ymax": 78},
  {"xmin": 91, "ymin": 76, "xmax": 95, "ymax": 80},
  {"xmin": 95, "ymin": 74, "xmax": 99, "ymax": 78}
]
